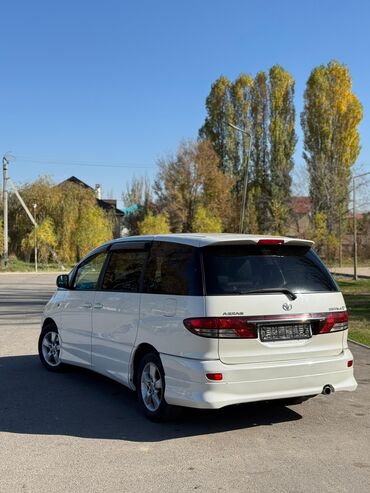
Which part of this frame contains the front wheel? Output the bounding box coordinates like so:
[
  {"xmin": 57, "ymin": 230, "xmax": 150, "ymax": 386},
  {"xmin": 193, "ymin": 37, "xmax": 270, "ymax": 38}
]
[
  {"xmin": 136, "ymin": 353, "xmax": 172, "ymax": 421},
  {"xmin": 38, "ymin": 325, "xmax": 67, "ymax": 372}
]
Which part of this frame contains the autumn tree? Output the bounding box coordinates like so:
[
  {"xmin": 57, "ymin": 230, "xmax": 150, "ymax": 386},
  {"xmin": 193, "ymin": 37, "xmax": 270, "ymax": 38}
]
[
  {"xmin": 250, "ymin": 71, "xmax": 270, "ymax": 232},
  {"xmin": 21, "ymin": 217, "xmax": 57, "ymax": 263},
  {"xmin": 7, "ymin": 177, "xmax": 113, "ymax": 263},
  {"xmin": 7, "ymin": 177, "xmax": 59, "ymax": 257},
  {"xmin": 138, "ymin": 212, "xmax": 170, "ymax": 235},
  {"xmin": 75, "ymin": 205, "xmax": 113, "ymax": 258},
  {"xmin": 200, "ymin": 66, "xmax": 297, "ymax": 234},
  {"xmin": 269, "ymin": 65, "xmax": 297, "ymax": 234},
  {"xmin": 301, "ymin": 60, "xmax": 363, "ymax": 239},
  {"xmin": 199, "ymin": 76, "xmax": 237, "ymax": 175},
  {"xmin": 230, "ymin": 74, "xmax": 254, "ymax": 178},
  {"xmin": 193, "ymin": 206, "xmax": 222, "ymax": 233},
  {"xmin": 122, "ymin": 176, "xmax": 153, "ymax": 235},
  {"xmin": 154, "ymin": 140, "xmax": 234, "ymax": 232}
]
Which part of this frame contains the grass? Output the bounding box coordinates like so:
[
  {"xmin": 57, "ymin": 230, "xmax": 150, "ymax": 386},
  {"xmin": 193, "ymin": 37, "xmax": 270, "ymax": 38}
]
[
  {"xmin": 328, "ymin": 258, "xmax": 370, "ymax": 269},
  {"xmin": 336, "ymin": 278, "xmax": 370, "ymax": 347},
  {"xmin": 0, "ymin": 258, "xmax": 72, "ymax": 273}
]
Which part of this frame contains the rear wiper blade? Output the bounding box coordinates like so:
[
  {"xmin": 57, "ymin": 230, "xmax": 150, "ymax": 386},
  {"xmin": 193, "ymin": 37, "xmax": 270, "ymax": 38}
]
[{"xmin": 242, "ymin": 288, "xmax": 297, "ymax": 300}]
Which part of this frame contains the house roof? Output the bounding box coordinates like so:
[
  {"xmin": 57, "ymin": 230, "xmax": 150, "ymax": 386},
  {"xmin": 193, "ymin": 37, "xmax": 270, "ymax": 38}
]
[
  {"xmin": 58, "ymin": 176, "xmax": 124, "ymax": 216},
  {"xmin": 58, "ymin": 176, "xmax": 93, "ymax": 190}
]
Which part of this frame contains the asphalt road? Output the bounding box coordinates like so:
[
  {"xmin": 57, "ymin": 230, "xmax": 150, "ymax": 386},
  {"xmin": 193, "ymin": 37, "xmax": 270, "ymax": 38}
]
[{"xmin": 0, "ymin": 273, "xmax": 369, "ymax": 493}]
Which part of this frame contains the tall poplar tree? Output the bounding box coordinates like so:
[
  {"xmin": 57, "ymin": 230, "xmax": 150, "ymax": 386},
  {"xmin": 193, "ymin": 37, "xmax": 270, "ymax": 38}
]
[
  {"xmin": 200, "ymin": 66, "xmax": 297, "ymax": 234},
  {"xmin": 268, "ymin": 65, "xmax": 297, "ymax": 234},
  {"xmin": 230, "ymin": 74, "xmax": 253, "ymax": 177},
  {"xmin": 199, "ymin": 76, "xmax": 237, "ymax": 175},
  {"xmin": 251, "ymin": 71, "xmax": 270, "ymax": 232},
  {"xmin": 301, "ymin": 60, "xmax": 363, "ymax": 235}
]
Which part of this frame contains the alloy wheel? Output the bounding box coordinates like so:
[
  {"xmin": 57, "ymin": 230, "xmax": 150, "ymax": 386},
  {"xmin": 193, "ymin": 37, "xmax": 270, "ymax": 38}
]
[
  {"xmin": 140, "ymin": 362, "xmax": 163, "ymax": 412},
  {"xmin": 41, "ymin": 331, "xmax": 61, "ymax": 367}
]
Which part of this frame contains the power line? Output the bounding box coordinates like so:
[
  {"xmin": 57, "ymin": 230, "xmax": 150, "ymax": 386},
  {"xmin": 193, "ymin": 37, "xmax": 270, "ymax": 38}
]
[{"xmin": 14, "ymin": 156, "xmax": 155, "ymax": 169}]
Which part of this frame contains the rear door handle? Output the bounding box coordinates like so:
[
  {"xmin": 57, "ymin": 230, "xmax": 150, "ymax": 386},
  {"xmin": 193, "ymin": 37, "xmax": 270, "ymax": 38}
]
[
  {"xmin": 94, "ymin": 303, "xmax": 103, "ymax": 309},
  {"xmin": 82, "ymin": 302, "xmax": 93, "ymax": 309}
]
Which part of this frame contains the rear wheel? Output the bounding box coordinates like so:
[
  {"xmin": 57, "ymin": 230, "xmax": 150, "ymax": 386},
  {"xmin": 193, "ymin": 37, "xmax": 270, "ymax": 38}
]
[
  {"xmin": 136, "ymin": 353, "xmax": 172, "ymax": 421},
  {"xmin": 38, "ymin": 325, "xmax": 67, "ymax": 372}
]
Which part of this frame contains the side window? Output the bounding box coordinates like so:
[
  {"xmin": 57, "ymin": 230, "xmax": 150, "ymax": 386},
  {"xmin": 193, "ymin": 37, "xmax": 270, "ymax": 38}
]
[
  {"xmin": 143, "ymin": 242, "xmax": 202, "ymax": 296},
  {"xmin": 73, "ymin": 252, "xmax": 107, "ymax": 290},
  {"xmin": 101, "ymin": 249, "xmax": 147, "ymax": 292}
]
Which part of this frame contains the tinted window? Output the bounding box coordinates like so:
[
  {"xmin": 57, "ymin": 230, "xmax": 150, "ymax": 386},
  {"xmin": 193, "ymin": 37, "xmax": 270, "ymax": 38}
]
[
  {"xmin": 73, "ymin": 252, "xmax": 107, "ymax": 290},
  {"xmin": 143, "ymin": 242, "xmax": 202, "ymax": 296},
  {"xmin": 101, "ymin": 249, "xmax": 147, "ymax": 292},
  {"xmin": 203, "ymin": 244, "xmax": 338, "ymax": 295}
]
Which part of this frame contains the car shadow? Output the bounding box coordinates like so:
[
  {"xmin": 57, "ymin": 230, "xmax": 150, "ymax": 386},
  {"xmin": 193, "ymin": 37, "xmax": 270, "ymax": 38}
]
[{"xmin": 0, "ymin": 354, "xmax": 302, "ymax": 442}]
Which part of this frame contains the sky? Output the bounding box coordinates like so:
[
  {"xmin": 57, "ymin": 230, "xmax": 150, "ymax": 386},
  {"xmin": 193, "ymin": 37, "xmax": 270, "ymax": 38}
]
[{"xmin": 1, "ymin": 0, "xmax": 370, "ymax": 207}]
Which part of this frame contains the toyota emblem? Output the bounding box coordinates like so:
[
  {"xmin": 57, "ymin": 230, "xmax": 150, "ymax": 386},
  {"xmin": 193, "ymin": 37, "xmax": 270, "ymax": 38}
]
[{"xmin": 282, "ymin": 302, "xmax": 293, "ymax": 311}]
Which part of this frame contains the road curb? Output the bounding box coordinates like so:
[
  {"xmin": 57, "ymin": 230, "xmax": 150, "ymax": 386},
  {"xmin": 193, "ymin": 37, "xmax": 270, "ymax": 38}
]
[
  {"xmin": 331, "ymin": 271, "xmax": 370, "ymax": 279},
  {"xmin": 349, "ymin": 339, "xmax": 370, "ymax": 350},
  {"xmin": 0, "ymin": 271, "xmax": 64, "ymax": 275}
]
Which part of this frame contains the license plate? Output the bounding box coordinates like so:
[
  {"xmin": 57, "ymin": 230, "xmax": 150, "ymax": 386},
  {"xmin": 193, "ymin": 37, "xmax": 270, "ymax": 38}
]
[{"xmin": 259, "ymin": 323, "xmax": 311, "ymax": 342}]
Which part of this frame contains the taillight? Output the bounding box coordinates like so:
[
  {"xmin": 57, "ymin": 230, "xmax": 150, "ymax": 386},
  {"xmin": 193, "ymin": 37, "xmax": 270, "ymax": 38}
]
[
  {"xmin": 206, "ymin": 373, "xmax": 223, "ymax": 381},
  {"xmin": 183, "ymin": 317, "xmax": 258, "ymax": 339},
  {"xmin": 184, "ymin": 311, "xmax": 349, "ymax": 339},
  {"xmin": 317, "ymin": 311, "xmax": 349, "ymax": 334}
]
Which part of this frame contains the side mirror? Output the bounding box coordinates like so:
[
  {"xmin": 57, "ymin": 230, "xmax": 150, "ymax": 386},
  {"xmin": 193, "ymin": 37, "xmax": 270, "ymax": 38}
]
[{"xmin": 56, "ymin": 274, "xmax": 70, "ymax": 289}]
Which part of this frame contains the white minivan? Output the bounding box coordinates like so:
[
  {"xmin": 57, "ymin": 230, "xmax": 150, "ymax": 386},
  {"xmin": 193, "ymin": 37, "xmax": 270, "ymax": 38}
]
[{"xmin": 39, "ymin": 234, "xmax": 357, "ymax": 420}]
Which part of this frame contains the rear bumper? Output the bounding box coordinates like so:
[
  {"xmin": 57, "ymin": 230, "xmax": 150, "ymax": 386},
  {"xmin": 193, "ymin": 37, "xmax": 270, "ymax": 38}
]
[{"xmin": 161, "ymin": 349, "xmax": 357, "ymax": 409}]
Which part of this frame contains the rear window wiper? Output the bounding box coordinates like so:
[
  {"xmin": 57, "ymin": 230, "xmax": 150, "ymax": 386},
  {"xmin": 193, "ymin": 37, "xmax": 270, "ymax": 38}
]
[{"xmin": 241, "ymin": 288, "xmax": 297, "ymax": 300}]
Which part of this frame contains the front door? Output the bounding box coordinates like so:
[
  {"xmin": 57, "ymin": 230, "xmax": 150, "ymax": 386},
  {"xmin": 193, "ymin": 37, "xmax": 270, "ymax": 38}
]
[
  {"xmin": 91, "ymin": 242, "xmax": 148, "ymax": 384},
  {"xmin": 60, "ymin": 251, "xmax": 107, "ymax": 366}
]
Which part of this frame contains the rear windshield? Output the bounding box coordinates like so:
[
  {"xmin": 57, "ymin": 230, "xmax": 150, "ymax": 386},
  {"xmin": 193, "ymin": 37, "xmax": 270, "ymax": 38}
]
[{"xmin": 202, "ymin": 244, "xmax": 338, "ymax": 295}]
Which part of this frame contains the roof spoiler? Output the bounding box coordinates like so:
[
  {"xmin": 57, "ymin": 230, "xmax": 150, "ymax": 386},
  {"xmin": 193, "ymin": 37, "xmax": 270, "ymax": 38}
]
[{"xmin": 202, "ymin": 238, "xmax": 314, "ymax": 247}]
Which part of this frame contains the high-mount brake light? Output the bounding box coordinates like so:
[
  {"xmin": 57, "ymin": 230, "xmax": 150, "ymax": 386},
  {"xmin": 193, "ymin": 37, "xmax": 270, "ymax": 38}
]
[
  {"xmin": 183, "ymin": 317, "xmax": 258, "ymax": 339},
  {"xmin": 258, "ymin": 239, "xmax": 284, "ymax": 245}
]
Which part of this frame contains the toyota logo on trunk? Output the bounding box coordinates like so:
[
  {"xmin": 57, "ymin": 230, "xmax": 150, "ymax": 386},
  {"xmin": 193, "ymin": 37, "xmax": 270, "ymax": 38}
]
[{"xmin": 282, "ymin": 302, "xmax": 293, "ymax": 311}]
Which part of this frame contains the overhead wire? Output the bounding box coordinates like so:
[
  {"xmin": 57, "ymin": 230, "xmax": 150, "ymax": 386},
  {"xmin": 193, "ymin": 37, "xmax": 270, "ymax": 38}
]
[{"xmin": 13, "ymin": 156, "xmax": 155, "ymax": 169}]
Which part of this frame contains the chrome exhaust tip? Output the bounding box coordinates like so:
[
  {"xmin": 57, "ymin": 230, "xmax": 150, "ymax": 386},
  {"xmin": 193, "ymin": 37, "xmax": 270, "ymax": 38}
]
[{"xmin": 322, "ymin": 384, "xmax": 335, "ymax": 395}]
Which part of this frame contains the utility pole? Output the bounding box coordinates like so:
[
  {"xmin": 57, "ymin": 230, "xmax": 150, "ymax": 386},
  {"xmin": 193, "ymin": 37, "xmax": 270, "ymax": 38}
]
[
  {"xmin": 353, "ymin": 177, "xmax": 357, "ymax": 280},
  {"xmin": 227, "ymin": 122, "xmax": 253, "ymax": 234},
  {"xmin": 2, "ymin": 156, "xmax": 9, "ymax": 267},
  {"xmin": 33, "ymin": 203, "xmax": 38, "ymax": 272},
  {"xmin": 352, "ymin": 171, "xmax": 370, "ymax": 280}
]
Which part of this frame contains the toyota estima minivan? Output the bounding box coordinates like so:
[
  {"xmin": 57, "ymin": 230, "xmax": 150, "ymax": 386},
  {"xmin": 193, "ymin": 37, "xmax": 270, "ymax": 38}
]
[{"xmin": 39, "ymin": 234, "xmax": 357, "ymax": 420}]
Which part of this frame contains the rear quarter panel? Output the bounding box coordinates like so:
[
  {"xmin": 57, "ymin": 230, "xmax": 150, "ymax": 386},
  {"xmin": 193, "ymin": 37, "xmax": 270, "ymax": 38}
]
[{"xmin": 136, "ymin": 294, "xmax": 219, "ymax": 359}]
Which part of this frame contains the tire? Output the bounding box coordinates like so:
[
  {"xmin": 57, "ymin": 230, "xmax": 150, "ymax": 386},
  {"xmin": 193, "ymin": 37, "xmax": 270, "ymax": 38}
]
[
  {"xmin": 38, "ymin": 324, "xmax": 67, "ymax": 373},
  {"xmin": 136, "ymin": 352, "xmax": 173, "ymax": 421}
]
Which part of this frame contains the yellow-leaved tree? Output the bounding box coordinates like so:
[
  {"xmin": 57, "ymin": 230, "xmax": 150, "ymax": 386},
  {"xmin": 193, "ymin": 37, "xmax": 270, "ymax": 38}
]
[
  {"xmin": 75, "ymin": 206, "xmax": 113, "ymax": 259},
  {"xmin": 301, "ymin": 60, "xmax": 363, "ymax": 256},
  {"xmin": 193, "ymin": 207, "xmax": 222, "ymax": 233},
  {"xmin": 21, "ymin": 217, "xmax": 57, "ymax": 263},
  {"xmin": 138, "ymin": 212, "xmax": 170, "ymax": 235}
]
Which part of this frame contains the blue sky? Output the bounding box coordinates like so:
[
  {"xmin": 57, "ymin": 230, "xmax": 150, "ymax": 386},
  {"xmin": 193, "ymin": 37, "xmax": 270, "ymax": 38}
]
[{"xmin": 1, "ymin": 0, "xmax": 370, "ymax": 205}]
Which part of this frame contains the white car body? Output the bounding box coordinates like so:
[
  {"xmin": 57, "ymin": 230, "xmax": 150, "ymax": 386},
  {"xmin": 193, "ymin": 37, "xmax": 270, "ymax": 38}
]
[{"xmin": 42, "ymin": 234, "xmax": 357, "ymax": 410}]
